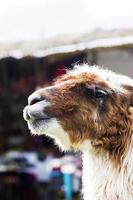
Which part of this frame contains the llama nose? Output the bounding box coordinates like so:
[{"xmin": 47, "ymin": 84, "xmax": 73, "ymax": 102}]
[{"xmin": 28, "ymin": 93, "xmax": 44, "ymax": 106}]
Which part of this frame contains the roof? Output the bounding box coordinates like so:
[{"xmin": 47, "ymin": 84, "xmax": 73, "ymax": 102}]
[
  {"xmin": 1, "ymin": 0, "xmax": 133, "ymax": 59},
  {"xmin": 1, "ymin": 29, "xmax": 133, "ymax": 59}
]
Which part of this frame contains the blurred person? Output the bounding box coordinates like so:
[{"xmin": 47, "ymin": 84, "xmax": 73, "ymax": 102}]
[{"xmin": 36, "ymin": 149, "xmax": 54, "ymax": 200}]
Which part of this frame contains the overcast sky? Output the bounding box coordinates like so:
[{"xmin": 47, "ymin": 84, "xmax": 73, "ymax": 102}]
[{"xmin": 0, "ymin": 0, "xmax": 133, "ymax": 42}]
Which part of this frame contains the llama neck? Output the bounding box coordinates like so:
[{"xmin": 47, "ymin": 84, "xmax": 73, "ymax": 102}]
[{"xmin": 82, "ymin": 140, "xmax": 133, "ymax": 200}]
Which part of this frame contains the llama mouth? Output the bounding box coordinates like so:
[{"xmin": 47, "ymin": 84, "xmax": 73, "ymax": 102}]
[
  {"xmin": 23, "ymin": 105, "xmax": 55, "ymax": 134},
  {"xmin": 23, "ymin": 105, "xmax": 53, "ymax": 122},
  {"xmin": 29, "ymin": 118, "xmax": 51, "ymax": 127}
]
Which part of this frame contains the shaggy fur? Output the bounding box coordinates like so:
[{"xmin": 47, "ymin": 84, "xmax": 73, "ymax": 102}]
[{"xmin": 23, "ymin": 64, "xmax": 133, "ymax": 200}]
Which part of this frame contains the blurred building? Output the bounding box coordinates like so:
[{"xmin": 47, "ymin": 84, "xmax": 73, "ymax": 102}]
[{"xmin": 0, "ymin": 28, "xmax": 133, "ymax": 152}]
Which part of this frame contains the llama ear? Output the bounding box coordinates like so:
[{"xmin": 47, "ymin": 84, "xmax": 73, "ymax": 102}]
[{"xmin": 123, "ymin": 85, "xmax": 133, "ymax": 106}]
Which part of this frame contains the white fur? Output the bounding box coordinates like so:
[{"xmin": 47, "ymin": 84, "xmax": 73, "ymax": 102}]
[
  {"xmin": 82, "ymin": 138, "xmax": 133, "ymax": 200},
  {"xmin": 27, "ymin": 118, "xmax": 71, "ymax": 151},
  {"xmin": 70, "ymin": 64, "xmax": 133, "ymax": 93}
]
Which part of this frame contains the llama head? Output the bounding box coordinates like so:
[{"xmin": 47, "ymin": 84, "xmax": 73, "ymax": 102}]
[{"xmin": 23, "ymin": 65, "xmax": 133, "ymax": 161}]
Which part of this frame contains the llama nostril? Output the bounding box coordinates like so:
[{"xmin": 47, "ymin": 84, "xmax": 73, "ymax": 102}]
[
  {"xmin": 28, "ymin": 94, "xmax": 44, "ymax": 106},
  {"xmin": 30, "ymin": 97, "xmax": 43, "ymax": 105}
]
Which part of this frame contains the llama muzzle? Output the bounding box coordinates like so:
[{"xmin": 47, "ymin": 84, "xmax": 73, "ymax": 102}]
[{"xmin": 23, "ymin": 92, "xmax": 52, "ymax": 121}]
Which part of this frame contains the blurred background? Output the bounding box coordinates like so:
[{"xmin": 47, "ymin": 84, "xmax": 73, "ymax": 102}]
[{"xmin": 0, "ymin": 0, "xmax": 133, "ymax": 199}]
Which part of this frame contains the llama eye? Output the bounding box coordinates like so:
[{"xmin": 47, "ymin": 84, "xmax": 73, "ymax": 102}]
[
  {"xmin": 83, "ymin": 87, "xmax": 108, "ymax": 100},
  {"xmin": 94, "ymin": 89, "xmax": 107, "ymax": 98}
]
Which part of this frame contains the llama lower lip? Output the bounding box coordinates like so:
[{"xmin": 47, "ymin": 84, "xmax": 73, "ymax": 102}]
[
  {"xmin": 28, "ymin": 118, "xmax": 53, "ymax": 128},
  {"xmin": 29, "ymin": 118, "xmax": 52, "ymax": 124}
]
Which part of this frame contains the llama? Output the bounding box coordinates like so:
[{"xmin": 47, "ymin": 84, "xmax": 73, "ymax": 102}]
[{"xmin": 23, "ymin": 64, "xmax": 133, "ymax": 200}]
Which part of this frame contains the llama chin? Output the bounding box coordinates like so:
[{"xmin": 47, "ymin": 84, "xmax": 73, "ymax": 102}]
[
  {"xmin": 23, "ymin": 64, "xmax": 133, "ymax": 200},
  {"xmin": 26, "ymin": 116, "xmax": 71, "ymax": 151}
]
